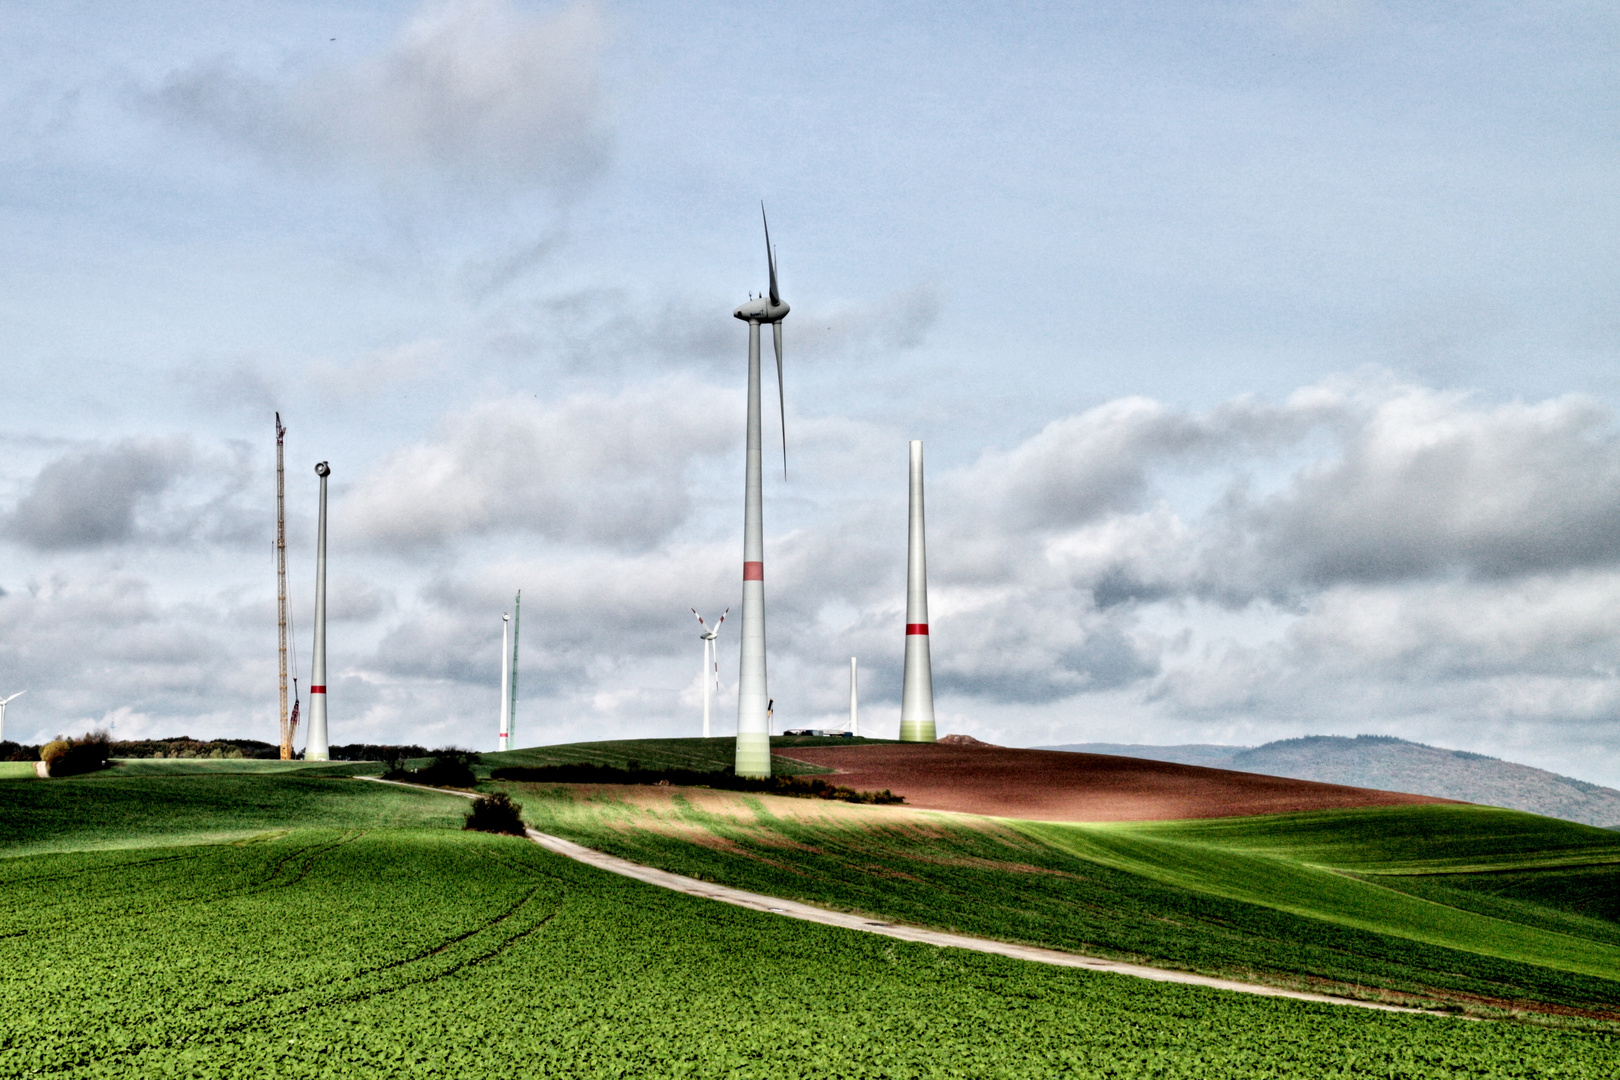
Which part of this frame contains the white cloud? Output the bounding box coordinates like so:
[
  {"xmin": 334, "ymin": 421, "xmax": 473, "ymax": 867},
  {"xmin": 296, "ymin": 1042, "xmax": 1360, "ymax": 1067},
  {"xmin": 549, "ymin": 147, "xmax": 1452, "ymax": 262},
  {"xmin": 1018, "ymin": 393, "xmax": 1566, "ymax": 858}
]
[
  {"xmin": 155, "ymin": 0, "xmax": 610, "ymax": 195},
  {"xmin": 343, "ymin": 378, "xmax": 737, "ymax": 550}
]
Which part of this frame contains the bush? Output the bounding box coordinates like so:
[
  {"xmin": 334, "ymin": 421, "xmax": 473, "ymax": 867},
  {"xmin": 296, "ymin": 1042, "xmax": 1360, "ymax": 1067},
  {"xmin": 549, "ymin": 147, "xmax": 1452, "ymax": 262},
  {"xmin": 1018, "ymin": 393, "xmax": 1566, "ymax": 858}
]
[
  {"xmin": 488, "ymin": 762, "xmax": 905, "ymax": 805},
  {"xmin": 465, "ymin": 792, "xmax": 527, "ymax": 836},
  {"xmin": 41, "ymin": 730, "xmax": 111, "ymax": 777},
  {"xmin": 383, "ymin": 747, "xmax": 477, "ymax": 788}
]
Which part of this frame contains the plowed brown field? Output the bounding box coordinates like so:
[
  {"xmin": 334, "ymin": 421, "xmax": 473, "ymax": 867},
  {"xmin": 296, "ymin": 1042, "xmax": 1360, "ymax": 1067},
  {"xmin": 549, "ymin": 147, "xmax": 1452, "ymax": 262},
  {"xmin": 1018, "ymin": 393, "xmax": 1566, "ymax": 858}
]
[{"xmin": 776, "ymin": 743, "xmax": 1453, "ymax": 821}]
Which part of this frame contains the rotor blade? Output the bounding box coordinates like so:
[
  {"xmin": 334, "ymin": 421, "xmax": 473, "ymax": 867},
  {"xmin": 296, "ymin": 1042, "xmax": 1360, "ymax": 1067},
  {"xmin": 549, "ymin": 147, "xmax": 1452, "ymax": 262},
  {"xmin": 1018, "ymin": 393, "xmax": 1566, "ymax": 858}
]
[
  {"xmin": 716, "ymin": 608, "xmax": 729, "ymax": 626},
  {"xmin": 773, "ymin": 321, "xmax": 787, "ymax": 478},
  {"xmin": 690, "ymin": 607, "xmax": 706, "ymax": 627},
  {"xmin": 762, "ymin": 203, "xmax": 779, "ymax": 307}
]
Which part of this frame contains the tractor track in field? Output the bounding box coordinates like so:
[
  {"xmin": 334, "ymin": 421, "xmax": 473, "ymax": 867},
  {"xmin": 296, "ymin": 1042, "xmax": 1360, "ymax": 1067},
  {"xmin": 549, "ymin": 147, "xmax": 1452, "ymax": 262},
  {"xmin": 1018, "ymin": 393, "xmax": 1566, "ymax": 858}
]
[{"xmin": 365, "ymin": 777, "xmax": 1444, "ymax": 1016}]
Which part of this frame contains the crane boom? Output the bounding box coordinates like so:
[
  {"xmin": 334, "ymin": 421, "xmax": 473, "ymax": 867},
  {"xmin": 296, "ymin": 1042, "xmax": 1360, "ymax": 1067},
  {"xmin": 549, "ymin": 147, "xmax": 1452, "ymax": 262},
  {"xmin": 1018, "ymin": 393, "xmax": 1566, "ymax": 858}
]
[{"xmin": 276, "ymin": 413, "xmax": 295, "ymax": 759}]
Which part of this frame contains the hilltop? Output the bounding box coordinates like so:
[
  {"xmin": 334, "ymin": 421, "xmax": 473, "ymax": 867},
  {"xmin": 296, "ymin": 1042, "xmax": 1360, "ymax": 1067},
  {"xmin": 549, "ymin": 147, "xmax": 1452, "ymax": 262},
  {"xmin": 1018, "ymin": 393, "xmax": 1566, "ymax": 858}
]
[{"xmin": 1045, "ymin": 736, "xmax": 1620, "ymax": 827}]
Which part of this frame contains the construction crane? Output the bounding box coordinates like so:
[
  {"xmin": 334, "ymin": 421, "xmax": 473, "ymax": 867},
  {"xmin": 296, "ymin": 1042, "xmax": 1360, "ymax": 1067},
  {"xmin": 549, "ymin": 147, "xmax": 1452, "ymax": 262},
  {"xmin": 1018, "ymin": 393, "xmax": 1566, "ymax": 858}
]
[{"xmin": 276, "ymin": 413, "xmax": 298, "ymax": 759}]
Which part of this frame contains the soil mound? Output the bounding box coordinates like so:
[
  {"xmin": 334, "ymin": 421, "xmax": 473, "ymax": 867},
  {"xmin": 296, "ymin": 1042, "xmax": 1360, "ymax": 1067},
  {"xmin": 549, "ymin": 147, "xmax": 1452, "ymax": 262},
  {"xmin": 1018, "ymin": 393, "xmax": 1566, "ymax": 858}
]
[
  {"xmin": 775, "ymin": 743, "xmax": 1452, "ymax": 822},
  {"xmin": 937, "ymin": 734, "xmax": 998, "ymax": 747}
]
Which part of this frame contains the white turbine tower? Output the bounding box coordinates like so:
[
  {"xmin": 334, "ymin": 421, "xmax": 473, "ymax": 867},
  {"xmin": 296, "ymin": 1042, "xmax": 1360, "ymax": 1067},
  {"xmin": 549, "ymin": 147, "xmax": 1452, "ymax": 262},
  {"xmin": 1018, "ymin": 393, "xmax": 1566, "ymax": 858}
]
[
  {"xmin": 306, "ymin": 460, "xmax": 331, "ymax": 761},
  {"xmin": 498, "ymin": 612, "xmax": 512, "ymax": 752},
  {"xmin": 849, "ymin": 658, "xmax": 858, "ymax": 736},
  {"xmin": 691, "ymin": 608, "xmax": 728, "ymax": 738},
  {"xmin": 0, "ymin": 691, "xmax": 24, "ymax": 742},
  {"xmin": 899, "ymin": 440, "xmax": 936, "ymax": 742},
  {"xmin": 732, "ymin": 206, "xmax": 790, "ymax": 778}
]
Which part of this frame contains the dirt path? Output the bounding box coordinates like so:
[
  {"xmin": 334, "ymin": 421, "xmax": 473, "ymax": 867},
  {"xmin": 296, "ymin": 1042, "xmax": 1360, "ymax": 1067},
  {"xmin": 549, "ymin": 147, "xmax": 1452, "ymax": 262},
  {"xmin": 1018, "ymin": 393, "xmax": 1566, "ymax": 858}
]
[{"xmin": 365, "ymin": 777, "xmax": 1435, "ymax": 1015}]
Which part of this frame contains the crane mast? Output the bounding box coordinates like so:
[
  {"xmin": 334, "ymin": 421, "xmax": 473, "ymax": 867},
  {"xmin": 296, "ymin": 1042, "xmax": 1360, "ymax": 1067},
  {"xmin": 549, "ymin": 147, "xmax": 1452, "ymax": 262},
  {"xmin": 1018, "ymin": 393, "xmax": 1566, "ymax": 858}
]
[{"xmin": 276, "ymin": 413, "xmax": 295, "ymax": 759}]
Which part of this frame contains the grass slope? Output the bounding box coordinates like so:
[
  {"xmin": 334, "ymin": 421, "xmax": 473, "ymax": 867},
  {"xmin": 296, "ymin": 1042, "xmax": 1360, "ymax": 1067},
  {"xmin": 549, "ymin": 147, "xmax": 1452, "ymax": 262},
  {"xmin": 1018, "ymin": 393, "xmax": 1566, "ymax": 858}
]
[
  {"xmin": 481, "ymin": 735, "xmax": 893, "ymax": 776},
  {"xmin": 499, "ymin": 783, "xmax": 1620, "ymax": 1016},
  {"xmin": 0, "ymin": 768, "xmax": 462, "ymax": 857},
  {"xmin": 4, "ymin": 807, "xmax": 1618, "ymax": 1076}
]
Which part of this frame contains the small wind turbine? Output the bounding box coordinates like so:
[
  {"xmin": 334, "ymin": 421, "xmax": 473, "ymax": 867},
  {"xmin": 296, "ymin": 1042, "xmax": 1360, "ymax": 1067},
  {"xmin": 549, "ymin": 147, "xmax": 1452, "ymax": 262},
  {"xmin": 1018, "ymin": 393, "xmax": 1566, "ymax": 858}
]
[
  {"xmin": 0, "ymin": 691, "xmax": 24, "ymax": 742},
  {"xmin": 732, "ymin": 204, "xmax": 790, "ymax": 778},
  {"xmin": 691, "ymin": 608, "xmax": 728, "ymax": 738}
]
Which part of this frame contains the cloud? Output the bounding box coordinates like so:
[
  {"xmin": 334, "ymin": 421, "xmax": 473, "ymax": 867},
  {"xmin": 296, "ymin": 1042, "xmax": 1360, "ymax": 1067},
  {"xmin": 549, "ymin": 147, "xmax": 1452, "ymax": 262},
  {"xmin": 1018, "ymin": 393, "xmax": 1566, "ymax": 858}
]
[
  {"xmin": 1204, "ymin": 389, "xmax": 1620, "ymax": 599},
  {"xmin": 6, "ymin": 438, "xmax": 191, "ymax": 549},
  {"xmin": 154, "ymin": 0, "xmax": 610, "ymax": 195},
  {"xmin": 343, "ymin": 378, "xmax": 736, "ymax": 551}
]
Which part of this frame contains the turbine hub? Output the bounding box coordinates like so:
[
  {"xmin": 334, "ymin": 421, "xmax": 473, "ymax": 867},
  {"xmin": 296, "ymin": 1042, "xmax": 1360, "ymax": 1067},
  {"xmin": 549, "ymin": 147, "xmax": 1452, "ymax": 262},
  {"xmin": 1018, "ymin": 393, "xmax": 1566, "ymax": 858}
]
[{"xmin": 733, "ymin": 297, "xmax": 790, "ymax": 323}]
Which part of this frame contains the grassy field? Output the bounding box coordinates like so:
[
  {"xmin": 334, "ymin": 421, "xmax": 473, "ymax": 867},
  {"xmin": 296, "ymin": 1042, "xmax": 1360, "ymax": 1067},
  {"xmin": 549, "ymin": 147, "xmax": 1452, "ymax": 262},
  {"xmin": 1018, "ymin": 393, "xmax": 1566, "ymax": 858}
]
[
  {"xmin": 4, "ymin": 775, "xmax": 1618, "ymax": 1077},
  {"xmin": 497, "ymin": 781, "xmax": 1620, "ymax": 1017},
  {"xmin": 479, "ymin": 734, "xmax": 885, "ymax": 775},
  {"xmin": 0, "ymin": 762, "xmax": 37, "ymax": 779}
]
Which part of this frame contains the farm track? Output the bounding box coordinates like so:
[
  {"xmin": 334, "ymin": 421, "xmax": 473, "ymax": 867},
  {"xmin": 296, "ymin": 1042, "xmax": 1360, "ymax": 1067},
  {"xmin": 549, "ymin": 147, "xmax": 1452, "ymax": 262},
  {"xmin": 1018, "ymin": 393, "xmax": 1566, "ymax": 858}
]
[{"xmin": 368, "ymin": 778, "xmax": 1438, "ymax": 1015}]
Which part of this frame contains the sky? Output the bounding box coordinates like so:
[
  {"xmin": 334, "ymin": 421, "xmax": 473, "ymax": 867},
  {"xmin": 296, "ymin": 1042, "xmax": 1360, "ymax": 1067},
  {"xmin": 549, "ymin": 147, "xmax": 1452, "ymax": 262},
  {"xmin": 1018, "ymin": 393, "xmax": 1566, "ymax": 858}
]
[{"xmin": 2, "ymin": 1, "xmax": 1618, "ymax": 782}]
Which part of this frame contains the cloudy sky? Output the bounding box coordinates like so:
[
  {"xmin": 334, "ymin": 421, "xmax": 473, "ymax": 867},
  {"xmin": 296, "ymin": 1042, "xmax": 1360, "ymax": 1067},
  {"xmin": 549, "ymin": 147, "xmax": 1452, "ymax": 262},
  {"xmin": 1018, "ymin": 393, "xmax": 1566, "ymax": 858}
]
[{"xmin": 2, "ymin": 1, "xmax": 1618, "ymax": 782}]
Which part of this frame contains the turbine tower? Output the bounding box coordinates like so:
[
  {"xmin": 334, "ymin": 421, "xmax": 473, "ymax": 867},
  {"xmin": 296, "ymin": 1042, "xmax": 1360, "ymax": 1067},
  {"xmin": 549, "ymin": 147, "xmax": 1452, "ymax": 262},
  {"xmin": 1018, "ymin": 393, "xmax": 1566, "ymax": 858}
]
[
  {"xmin": 508, "ymin": 590, "xmax": 521, "ymax": 749},
  {"xmin": 306, "ymin": 460, "xmax": 331, "ymax": 761},
  {"xmin": 498, "ymin": 612, "xmax": 512, "ymax": 752},
  {"xmin": 692, "ymin": 608, "xmax": 728, "ymax": 738},
  {"xmin": 899, "ymin": 440, "xmax": 936, "ymax": 742},
  {"xmin": 849, "ymin": 658, "xmax": 859, "ymax": 736},
  {"xmin": 0, "ymin": 691, "xmax": 24, "ymax": 742},
  {"xmin": 731, "ymin": 206, "xmax": 789, "ymax": 778}
]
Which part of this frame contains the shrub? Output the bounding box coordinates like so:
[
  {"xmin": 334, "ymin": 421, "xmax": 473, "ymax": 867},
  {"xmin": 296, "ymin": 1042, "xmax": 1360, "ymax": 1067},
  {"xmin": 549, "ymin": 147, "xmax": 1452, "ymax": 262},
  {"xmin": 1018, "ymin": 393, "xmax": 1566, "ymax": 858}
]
[
  {"xmin": 465, "ymin": 792, "xmax": 527, "ymax": 836},
  {"xmin": 384, "ymin": 747, "xmax": 477, "ymax": 788},
  {"xmin": 41, "ymin": 730, "xmax": 111, "ymax": 777}
]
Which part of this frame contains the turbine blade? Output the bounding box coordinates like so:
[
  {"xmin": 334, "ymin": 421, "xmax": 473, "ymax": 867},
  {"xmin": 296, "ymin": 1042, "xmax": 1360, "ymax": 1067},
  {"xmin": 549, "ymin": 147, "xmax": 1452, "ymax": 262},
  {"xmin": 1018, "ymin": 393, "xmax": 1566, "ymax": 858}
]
[
  {"xmin": 773, "ymin": 321, "xmax": 787, "ymax": 478},
  {"xmin": 762, "ymin": 203, "xmax": 779, "ymax": 307},
  {"xmin": 691, "ymin": 607, "xmax": 706, "ymax": 627}
]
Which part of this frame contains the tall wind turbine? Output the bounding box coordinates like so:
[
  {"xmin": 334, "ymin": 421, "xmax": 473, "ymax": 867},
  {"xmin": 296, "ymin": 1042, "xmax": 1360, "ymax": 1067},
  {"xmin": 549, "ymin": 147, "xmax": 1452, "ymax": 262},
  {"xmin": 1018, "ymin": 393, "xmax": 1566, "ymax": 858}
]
[
  {"xmin": 306, "ymin": 460, "xmax": 331, "ymax": 761},
  {"xmin": 731, "ymin": 206, "xmax": 790, "ymax": 778},
  {"xmin": 0, "ymin": 691, "xmax": 24, "ymax": 742},
  {"xmin": 691, "ymin": 608, "xmax": 728, "ymax": 738},
  {"xmin": 899, "ymin": 441, "xmax": 936, "ymax": 741}
]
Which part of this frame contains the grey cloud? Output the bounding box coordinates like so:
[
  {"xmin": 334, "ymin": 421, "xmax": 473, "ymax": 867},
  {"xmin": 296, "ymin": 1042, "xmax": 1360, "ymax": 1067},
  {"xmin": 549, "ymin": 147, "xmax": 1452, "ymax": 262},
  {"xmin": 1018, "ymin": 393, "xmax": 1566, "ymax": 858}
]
[
  {"xmin": 344, "ymin": 380, "xmax": 735, "ymax": 551},
  {"xmin": 154, "ymin": 0, "xmax": 609, "ymax": 195},
  {"xmin": 7, "ymin": 438, "xmax": 191, "ymax": 549},
  {"xmin": 1204, "ymin": 390, "xmax": 1620, "ymax": 599}
]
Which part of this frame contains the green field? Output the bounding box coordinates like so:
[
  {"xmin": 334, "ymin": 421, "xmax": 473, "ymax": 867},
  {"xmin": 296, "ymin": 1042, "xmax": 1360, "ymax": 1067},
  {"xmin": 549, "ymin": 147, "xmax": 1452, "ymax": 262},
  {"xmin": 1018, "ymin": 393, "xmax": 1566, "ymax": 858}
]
[
  {"xmin": 499, "ymin": 780, "xmax": 1620, "ymax": 1017},
  {"xmin": 0, "ymin": 762, "xmax": 37, "ymax": 779},
  {"xmin": 480, "ymin": 734, "xmax": 873, "ymax": 775},
  {"xmin": 4, "ymin": 747, "xmax": 1620, "ymax": 1075}
]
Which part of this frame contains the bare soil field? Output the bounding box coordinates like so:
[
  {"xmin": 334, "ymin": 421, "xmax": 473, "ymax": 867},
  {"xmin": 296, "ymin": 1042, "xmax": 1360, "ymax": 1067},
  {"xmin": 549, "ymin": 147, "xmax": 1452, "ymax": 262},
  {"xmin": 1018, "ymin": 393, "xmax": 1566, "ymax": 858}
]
[{"xmin": 776, "ymin": 743, "xmax": 1454, "ymax": 821}]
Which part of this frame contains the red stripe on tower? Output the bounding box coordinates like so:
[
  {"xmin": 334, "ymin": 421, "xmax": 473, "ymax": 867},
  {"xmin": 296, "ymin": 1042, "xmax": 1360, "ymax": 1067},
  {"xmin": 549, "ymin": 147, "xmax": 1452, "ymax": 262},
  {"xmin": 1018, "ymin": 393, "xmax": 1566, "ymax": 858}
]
[
  {"xmin": 743, "ymin": 562, "xmax": 764, "ymax": 581},
  {"xmin": 906, "ymin": 624, "xmax": 928, "ymax": 635},
  {"xmin": 309, "ymin": 685, "xmax": 327, "ymax": 694}
]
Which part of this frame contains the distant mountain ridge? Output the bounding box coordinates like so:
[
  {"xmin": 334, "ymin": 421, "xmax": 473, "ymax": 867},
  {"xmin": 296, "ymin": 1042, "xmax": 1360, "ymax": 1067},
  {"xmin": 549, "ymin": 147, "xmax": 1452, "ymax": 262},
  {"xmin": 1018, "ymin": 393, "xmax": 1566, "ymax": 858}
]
[{"xmin": 1041, "ymin": 735, "xmax": 1620, "ymax": 828}]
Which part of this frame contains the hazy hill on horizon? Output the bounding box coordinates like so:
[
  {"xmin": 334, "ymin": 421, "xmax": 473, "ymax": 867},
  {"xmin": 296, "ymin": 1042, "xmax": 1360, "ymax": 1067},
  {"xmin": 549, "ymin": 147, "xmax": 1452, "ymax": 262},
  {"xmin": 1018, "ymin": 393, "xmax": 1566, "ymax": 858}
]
[{"xmin": 1041, "ymin": 735, "xmax": 1620, "ymax": 828}]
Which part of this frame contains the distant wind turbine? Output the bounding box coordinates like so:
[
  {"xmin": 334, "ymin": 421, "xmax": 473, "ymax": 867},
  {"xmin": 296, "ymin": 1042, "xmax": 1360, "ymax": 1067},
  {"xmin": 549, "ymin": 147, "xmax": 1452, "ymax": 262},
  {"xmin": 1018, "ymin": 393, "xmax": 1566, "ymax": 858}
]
[
  {"xmin": 732, "ymin": 205, "xmax": 790, "ymax": 778},
  {"xmin": 691, "ymin": 608, "xmax": 728, "ymax": 738},
  {"xmin": 0, "ymin": 691, "xmax": 24, "ymax": 742}
]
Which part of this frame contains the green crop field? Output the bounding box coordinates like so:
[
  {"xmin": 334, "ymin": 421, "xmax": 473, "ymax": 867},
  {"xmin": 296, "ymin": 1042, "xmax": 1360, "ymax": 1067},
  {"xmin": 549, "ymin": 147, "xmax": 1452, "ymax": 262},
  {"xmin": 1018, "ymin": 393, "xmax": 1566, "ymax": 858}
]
[
  {"xmin": 498, "ymin": 780, "xmax": 1620, "ymax": 1018},
  {"xmin": 480, "ymin": 734, "xmax": 872, "ymax": 776},
  {"xmin": 0, "ymin": 762, "xmax": 37, "ymax": 779},
  {"xmin": 4, "ymin": 773, "xmax": 1619, "ymax": 1077}
]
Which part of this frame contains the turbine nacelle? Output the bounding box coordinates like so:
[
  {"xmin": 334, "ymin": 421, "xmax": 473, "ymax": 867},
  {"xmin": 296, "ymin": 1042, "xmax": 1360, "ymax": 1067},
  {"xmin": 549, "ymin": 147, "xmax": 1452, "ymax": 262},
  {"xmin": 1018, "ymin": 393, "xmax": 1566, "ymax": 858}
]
[{"xmin": 733, "ymin": 297, "xmax": 790, "ymax": 323}]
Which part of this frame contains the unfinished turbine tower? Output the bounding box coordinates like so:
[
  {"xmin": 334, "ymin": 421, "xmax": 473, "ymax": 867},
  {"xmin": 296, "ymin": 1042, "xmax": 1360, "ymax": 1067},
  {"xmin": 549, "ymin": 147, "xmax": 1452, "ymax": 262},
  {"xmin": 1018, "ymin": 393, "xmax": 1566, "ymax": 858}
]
[
  {"xmin": 899, "ymin": 441, "xmax": 936, "ymax": 742},
  {"xmin": 691, "ymin": 608, "xmax": 728, "ymax": 738},
  {"xmin": 498, "ymin": 612, "xmax": 512, "ymax": 752},
  {"xmin": 306, "ymin": 461, "xmax": 331, "ymax": 761},
  {"xmin": 849, "ymin": 658, "xmax": 859, "ymax": 736},
  {"xmin": 731, "ymin": 206, "xmax": 790, "ymax": 778},
  {"xmin": 508, "ymin": 590, "xmax": 521, "ymax": 749}
]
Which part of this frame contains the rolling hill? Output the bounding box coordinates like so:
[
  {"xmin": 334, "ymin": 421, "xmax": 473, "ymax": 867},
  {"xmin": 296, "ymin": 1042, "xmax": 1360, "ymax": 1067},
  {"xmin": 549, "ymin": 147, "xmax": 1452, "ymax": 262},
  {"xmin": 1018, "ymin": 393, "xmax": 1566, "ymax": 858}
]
[{"xmin": 1043, "ymin": 736, "xmax": 1620, "ymax": 827}]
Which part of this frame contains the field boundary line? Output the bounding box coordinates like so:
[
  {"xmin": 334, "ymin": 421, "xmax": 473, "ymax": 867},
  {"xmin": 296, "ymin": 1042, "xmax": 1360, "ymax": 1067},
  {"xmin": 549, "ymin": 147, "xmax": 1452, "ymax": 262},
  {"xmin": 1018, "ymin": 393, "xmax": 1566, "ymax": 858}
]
[{"xmin": 361, "ymin": 777, "xmax": 1439, "ymax": 1016}]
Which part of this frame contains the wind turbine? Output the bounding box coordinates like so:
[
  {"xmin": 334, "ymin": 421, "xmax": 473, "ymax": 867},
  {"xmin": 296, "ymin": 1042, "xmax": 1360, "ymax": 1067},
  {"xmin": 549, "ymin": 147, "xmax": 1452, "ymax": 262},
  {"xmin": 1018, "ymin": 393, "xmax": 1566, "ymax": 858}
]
[
  {"xmin": 691, "ymin": 608, "xmax": 728, "ymax": 738},
  {"xmin": 0, "ymin": 691, "xmax": 24, "ymax": 742},
  {"xmin": 899, "ymin": 441, "xmax": 936, "ymax": 742},
  {"xmin": 732, "ymin": 205, "xmax": 790, "ymax": 778}
]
